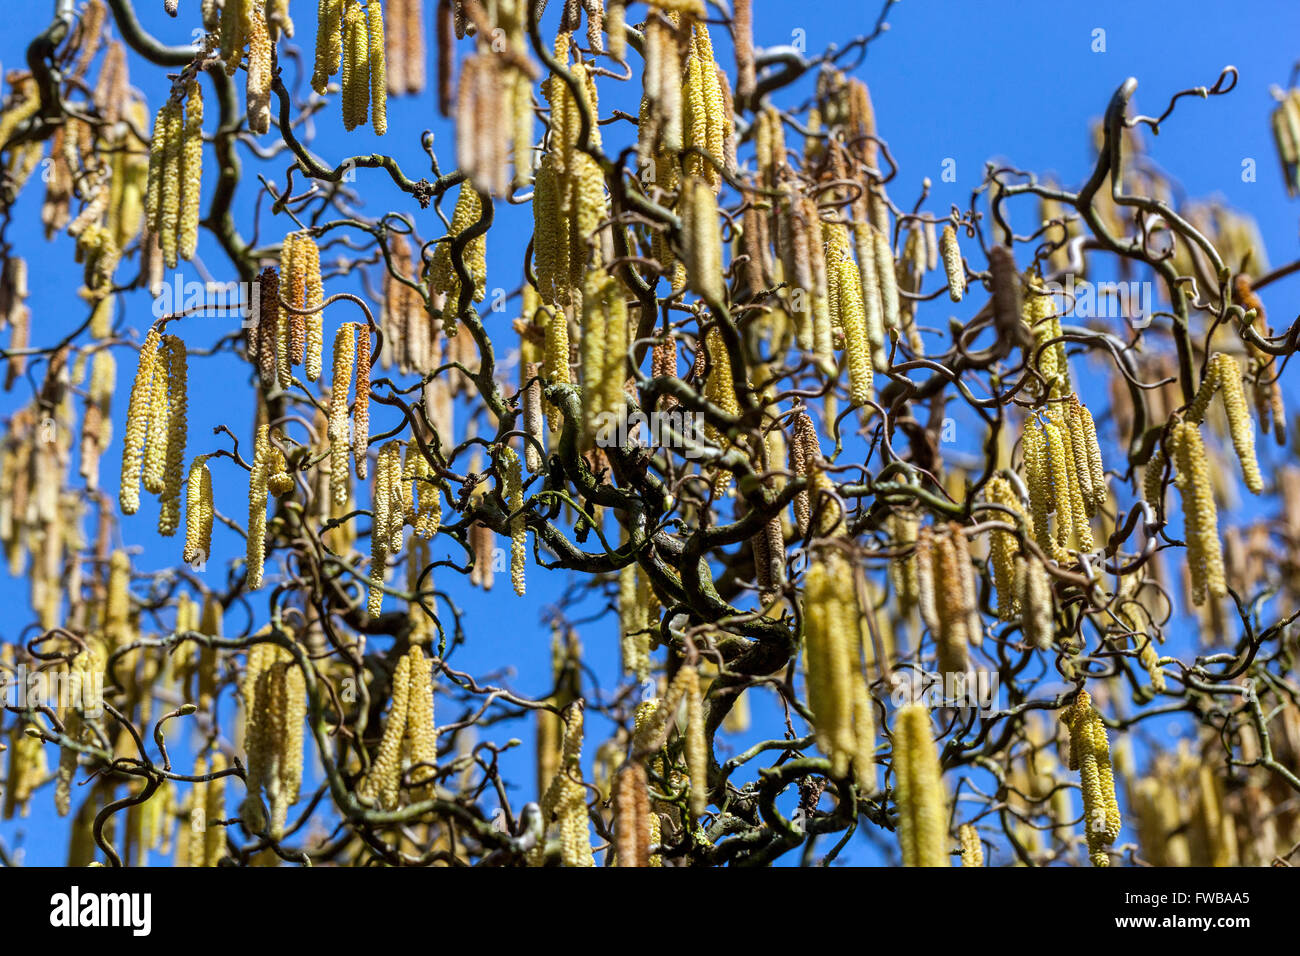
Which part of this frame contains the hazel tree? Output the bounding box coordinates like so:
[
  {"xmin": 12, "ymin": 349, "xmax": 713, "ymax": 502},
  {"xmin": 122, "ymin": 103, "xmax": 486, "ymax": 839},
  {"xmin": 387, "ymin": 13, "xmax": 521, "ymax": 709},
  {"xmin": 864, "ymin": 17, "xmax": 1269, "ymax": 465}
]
[{"xmin": 0, "ymin": 0, "xmax": 1297, "ymax": 868}]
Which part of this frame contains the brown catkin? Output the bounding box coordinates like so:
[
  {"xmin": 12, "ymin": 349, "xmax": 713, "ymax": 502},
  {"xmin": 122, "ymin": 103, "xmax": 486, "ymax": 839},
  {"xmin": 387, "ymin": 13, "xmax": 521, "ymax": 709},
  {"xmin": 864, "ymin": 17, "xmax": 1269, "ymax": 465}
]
[{"xmin": 614, "ymin": 761, "xmax": 651, "ymax": 867}]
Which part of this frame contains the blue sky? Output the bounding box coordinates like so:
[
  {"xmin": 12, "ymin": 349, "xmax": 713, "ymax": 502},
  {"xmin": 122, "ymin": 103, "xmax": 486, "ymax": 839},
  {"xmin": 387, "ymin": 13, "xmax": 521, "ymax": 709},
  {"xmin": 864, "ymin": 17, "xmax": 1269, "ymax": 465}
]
[{"xmin": 2, "ymin": 0, "xmax": 1298, "ymax": 866}]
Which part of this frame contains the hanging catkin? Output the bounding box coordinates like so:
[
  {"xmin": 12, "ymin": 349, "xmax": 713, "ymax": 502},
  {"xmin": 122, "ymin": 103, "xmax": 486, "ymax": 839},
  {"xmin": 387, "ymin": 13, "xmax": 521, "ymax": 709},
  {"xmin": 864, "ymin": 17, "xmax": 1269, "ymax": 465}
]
[
  {"xmin": 179, "ymin": 80, "xmax": 203, "ymax": 261},
  {"xmin": 329, "ymin": 323, "xmax": 356, "ymax": 508},
  {"xmin": 498, "ymin": 444, "xmax": 526, "ymax": 596},
  {"xmin": 959, "ymin": 823, "xmax": 983, "ymax": 866},
  {"xmin": 354, "ymin": 324, "xmax": 371, "ymax": 479},
  {"xmin": 247, "ymin": 2, "xmax": 273, "ymax": 134},
  {"xmin": 312, "ymin": 0, "xmax": 344, "ymax": 92},
  {"xmin": 367, "ymin": 0, "xmax": 388, "ymax": 134},
  {"xmin": 892, "ymin": 701, "xmax": 949, "ymax": 867},
  {"xmin": 1186, "ymin": 352, "xmax": 1264, "ymax": 495},
  {"xmin": 246, "ymin": 424, "xmax": 270, "ymax": 588},
  {"xmin": 341, "ymin": 0, "xmax": 370, "ymax": 131},
  {"xmin": 1171, "ymin": 420, "xmax": 1227, "ymax": 605},
  {"xmin": 120, "ymin": 327, "xmax": 162, "ymax": 515},
  {"xmin": 982, "ymin": 476, "xmax": 1029, "ymax": 619},
  {"xmin": 802, "ymin": 548, "xmax": 875, "ymax": 793},
  {"xmin": 940, "ymin": 224, "xmax": 964, "ymax": 302},
  {"xmin": 158, "ymin": 335, "xmax": 189, "ymax": 536},
  {"xmin": 184, "ymin": 455, "xmax": 213, "ymax": 566},
  {"xmin": 1060, "ymin": 689, "xmax": 1121, "ymax": 867}
]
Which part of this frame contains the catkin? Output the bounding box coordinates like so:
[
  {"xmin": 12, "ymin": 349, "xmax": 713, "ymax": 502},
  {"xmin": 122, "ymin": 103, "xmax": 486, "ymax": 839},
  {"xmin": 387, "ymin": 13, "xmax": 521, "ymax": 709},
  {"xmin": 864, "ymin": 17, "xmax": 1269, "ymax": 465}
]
[
  {"xmin": 614, "ymin": 761, "xmax": 651, "ymax": 867},
  {"xmin": 940, "ymin": 225, "xmax": 964, "ymax": 302},
  {"xmin": 892, "ymin": 702, "xmax": 949, "ymax": 867},
  {"xmin": 184, "ymin": 456, "xmax": 213, "ymax": 565},
  {"xmin": 1061, "ymin": 689, "xmax": 1121, "ymax": 867},
  {"xmin": 1171, "ymin": 421, "xmax": 1227, "ymax": 605},
  {"xmin": 681, "ymin": 176, "xmax": 724, "ymax": 303},
  {"xmin": 120, "ymin": 328, "xmax": 162, "ymax": 514},
  {"xmin": 329, "ymin": 323, "xmax": 355, "ymax": 508},
  {"xmin": 802, "ymin": 548, "xmax": 874, "ymax": 791},
  {"xmin": 679, "ymin": 664, "xmax": 708, "ymax": 818},
  {"xmin": 959, "ymin": 823, "xmax": 982, "ymax": 866},
  {"xmin": 1188, "ymin": 353, "xmax": 1263, "ymax": 494},
  {"xmin": 982, "ymin": 476, "xmax": 1027, "ymax": 619},
  {"xmin": 247, "ymin": 2, "xmax": 273, "ymax": 134},
  {"xmin": 367, "ymin": 0, "xmax": 388, "ymax": 134},
  {"xmin": 500, "ymin": 444, "xmax": 526, "ymax": 596},
  {"xmin": 179, "ymin": 81, "xmax": 203, "ymax": 261},
  {"xmin": 313, "ymin": 0, "xmax": 344, "ymax": 92},
  {"xmin": 368, "ymin": 441, "xmax": 397, "ymax": 615},
  {"xmin": 158, "ymin": 335, "xmax": 189, "ymax": 536},
  {"xmin": 354, "ymin": 325, "xmax": 371, "ymax": 478},
  {"xmin": 246, "ymin": 424, "xmax": 270, "ymax": 588},
  {"xmin": 341, "ymin": 0, "xmax": 370, "ymax": 131}
]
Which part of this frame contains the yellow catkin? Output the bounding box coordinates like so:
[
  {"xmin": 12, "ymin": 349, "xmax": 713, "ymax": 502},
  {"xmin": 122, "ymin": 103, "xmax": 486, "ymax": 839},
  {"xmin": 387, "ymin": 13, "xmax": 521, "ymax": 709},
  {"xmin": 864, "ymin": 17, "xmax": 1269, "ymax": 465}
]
[
  {"xmin": 143, "ymin": 352, "xmax": 171, "ymax": 496},
  {"xmin": 246, "ymin": 424, "xmax": 270, "ymax": 588},
  {"xmin": 341, "ymin": 0, "xmax": 370, "ymax": 131},
  {"xmin": 702, "ymin": 325, "xmax": 740, "ymax": 490},
  {"xmin": 1190, "ymin": 353, "xmax": 1264, "ymax": 494},
  {"xmin": 679, "ymin": 664, "xmax": 708, "ymax": 818},
  {"xmin": 959, "ymin": 823, "xmax": 983, "ymax": 866},
  {"xmin": 366, "ymin": 0, "xmax": 388, "ymax": 135},
  {"xmin": 803, "ymin": 549, "xmax": 874, "ymax": 791},
  {"xmin": 892, "ymin": 702, "xmax": 949, "ymax": 867},
  {"xmin": 179, "ymin": 80, "xmax": 203, "ymax": 261},
  {"xmin": 682, "ymin": 176, "xmax": 724, "ymax": 303},
  {"xmin": 246, "ymin": 1, "xmax": 273, "ymax": 134},
  {"xmin": 1053, "ymin": 405, "xmax": 1092, "ymax": 552},
  {"xmin": 1061, "ymin": 689, "xmax": 1121, "ymax": 867},
  {"xmin": 405, "ymin": 645, "xmax": 439, "ymax": 797},
  {"xmin": 154, "ymin": 101, "xmax": 184, "ymax": 269},
  {"xmin": 158, "ymin": 335, "xmax": 189, "ymax": 536},
  {"xmin": 1019, "ymin": 555, "xmax": 1053, "ymax": 650},
  {"xmin": 204, "ymin": 753, "xmax": 228, "ymax": 866},
  {"xmin": 1171, "ymin": 421, "xmax": 1227, "ymax": 605},
  {"xmin": 500, "ymin": 445, "xmax": 526, "ymax": 596},
  {"xmin": 358, "ymin": 648, "xmax": 411, "ymax": 809},
  {"xmin": 835, "ymin": 252, "xmax": 873, "ymax": 406},
  {"xmin": 1040, "ymin": 417, "xmax": 1074, "ymax": 556},
  {"xmin": 940, "ymin": 225, "xmax": 964, "ymax": 302},
  {"xmin": 312, "ymin": 0, "xmax": 344, "ymax": 93},
  {"xmin": 428, "ymin": 185, "xmax": 486, "ymax": 319},
  {"xmin": 354, "ymin": 324, "xmax": 371, "ymax": 478},
  {"xmin": 368, "ymin": 441, "xmax": 397, "ymax": 616},
  {"xmin": 183, "ymin": 455, "xmax": 213, "ymax": 565},
  {"xmin": 536, "ymin": 702, "xmax": 594, "ymax": 867},
  {"xmin": 119, "ymin": 327, "xmax": 162, "ymax": 514},
  {"xmin": 329, "ymin": 323, "xmax": 355, "ymax": 508},
  {"xmin": 983, "ymin": 476, "xmax": 1026, "ymax": 619}
]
